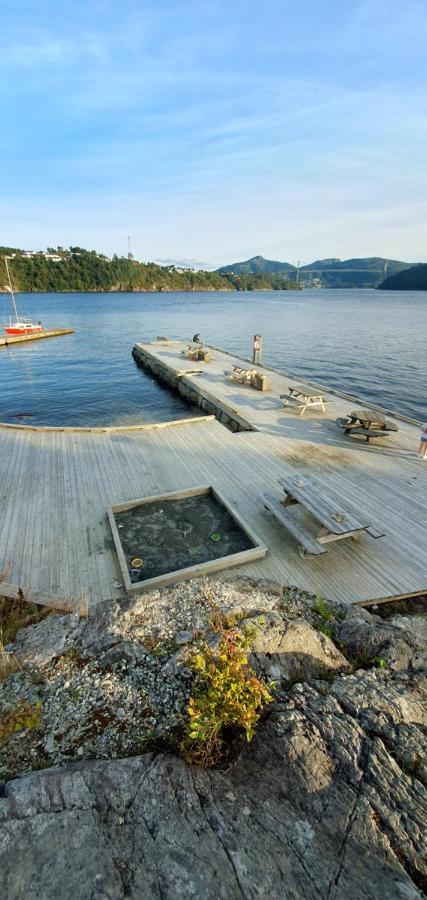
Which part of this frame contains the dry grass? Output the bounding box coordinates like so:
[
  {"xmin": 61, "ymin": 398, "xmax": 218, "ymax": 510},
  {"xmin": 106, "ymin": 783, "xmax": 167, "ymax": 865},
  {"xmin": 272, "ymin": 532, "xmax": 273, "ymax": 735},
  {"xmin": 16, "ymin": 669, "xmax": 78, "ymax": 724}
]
[
  {"xmin": 0, "ymin": 630, "xmax": 21, "ymax": 681},
  {"xmin": 0, "ymin": 595, "xmax": 53, "ymax": 646}
]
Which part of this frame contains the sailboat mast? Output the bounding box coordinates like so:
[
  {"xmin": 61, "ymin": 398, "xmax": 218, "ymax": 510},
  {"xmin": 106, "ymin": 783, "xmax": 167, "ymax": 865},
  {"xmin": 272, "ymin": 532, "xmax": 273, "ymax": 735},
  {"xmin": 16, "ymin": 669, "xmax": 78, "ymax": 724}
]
[{"xmin": 4, "ymin": 256, "xmax": 19, "ymax": 321}]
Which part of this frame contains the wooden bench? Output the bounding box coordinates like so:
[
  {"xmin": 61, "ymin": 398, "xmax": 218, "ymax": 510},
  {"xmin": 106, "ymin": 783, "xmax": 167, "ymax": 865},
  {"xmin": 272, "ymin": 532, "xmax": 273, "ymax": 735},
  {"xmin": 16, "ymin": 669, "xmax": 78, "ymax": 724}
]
[
  {"xmin": 336, "ymin": 411, "xmax": 398, "ymax": 442},
  {"xmin": 336, "ymin": 419, "xmax": 391, "ymax": 442},
  {"xmin": 351, "ymin": 428, "xmax": 390, "ymax": 442},
  {"xmin": 262, "ymin": 492, "xmax": 327, "ymax": 556}
]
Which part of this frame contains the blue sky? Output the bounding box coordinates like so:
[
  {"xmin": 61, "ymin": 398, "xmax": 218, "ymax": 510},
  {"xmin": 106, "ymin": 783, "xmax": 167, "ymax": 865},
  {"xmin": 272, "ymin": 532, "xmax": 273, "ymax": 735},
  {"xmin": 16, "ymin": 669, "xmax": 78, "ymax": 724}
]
[{"xmin": 1, "ymin": 0, "xmax": 426, "ymax": 266}]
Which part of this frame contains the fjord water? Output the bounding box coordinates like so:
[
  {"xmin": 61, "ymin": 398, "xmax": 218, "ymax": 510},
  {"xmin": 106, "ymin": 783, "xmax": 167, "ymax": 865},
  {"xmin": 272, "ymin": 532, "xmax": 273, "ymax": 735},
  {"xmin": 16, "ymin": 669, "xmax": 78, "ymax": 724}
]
[{"xmin": 0, "ymin": 289, "xmax": 425, "ymax": 426}]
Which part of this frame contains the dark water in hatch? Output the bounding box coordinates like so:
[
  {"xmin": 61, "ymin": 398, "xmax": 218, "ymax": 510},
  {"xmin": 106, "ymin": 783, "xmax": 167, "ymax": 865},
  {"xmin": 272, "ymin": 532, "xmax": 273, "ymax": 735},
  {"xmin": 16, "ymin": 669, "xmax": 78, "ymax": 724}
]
[{"xmin": 114, "ymin": 493, "xmax": 253, "ymax": 583}]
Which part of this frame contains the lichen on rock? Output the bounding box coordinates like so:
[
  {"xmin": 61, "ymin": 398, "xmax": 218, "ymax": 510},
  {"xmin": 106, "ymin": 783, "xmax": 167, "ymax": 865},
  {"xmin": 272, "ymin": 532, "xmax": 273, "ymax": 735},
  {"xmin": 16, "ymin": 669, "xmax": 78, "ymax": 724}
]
[{"xmin": 0, "ymin": 576, "xmax": 426, "ymax": 898}]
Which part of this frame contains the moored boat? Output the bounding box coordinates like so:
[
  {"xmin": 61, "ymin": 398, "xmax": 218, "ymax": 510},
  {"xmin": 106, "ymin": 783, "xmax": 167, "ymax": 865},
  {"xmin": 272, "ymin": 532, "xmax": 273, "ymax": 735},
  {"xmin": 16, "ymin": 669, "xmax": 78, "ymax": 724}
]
[{"xmin": 2, "ymin": 256, "xmax": 44, "ymax": 335}]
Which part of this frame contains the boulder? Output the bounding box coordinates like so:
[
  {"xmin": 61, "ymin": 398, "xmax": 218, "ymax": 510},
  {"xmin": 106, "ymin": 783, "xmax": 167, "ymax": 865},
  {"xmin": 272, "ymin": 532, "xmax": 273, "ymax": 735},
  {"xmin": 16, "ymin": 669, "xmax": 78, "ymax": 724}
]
[
  {"xmin": 247, "ymin": 611, "xmax": 349, "ymax": 683},
  {"xmin": 1, "ymin": 679, "xmax": 426, "ymax": 900},
  {"xmin": 9, "ymin": 613, "xmax": 80, "ymax": 667},
  {"xmin": 333, "ymin": 606, "xmax": 426, "ymax": 672}
]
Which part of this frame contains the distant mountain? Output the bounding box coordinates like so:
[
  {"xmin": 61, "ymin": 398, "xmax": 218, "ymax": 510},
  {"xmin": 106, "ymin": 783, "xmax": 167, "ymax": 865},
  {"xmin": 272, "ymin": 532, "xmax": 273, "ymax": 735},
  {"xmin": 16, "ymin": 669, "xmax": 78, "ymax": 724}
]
[
  {"xmin": 217, "ymin": 255, "xmax": 415, "ymax": 288},
  {"xmin": 217, "ymin": 255, "xmax": 296, "ymax": 275},
  {"xmin": 378, "ymin": 264, "xmax": 427, "ymax": 291},
  {"xmin": 300, "ymin": 257, "xmax": 414, "ymax": 289}
]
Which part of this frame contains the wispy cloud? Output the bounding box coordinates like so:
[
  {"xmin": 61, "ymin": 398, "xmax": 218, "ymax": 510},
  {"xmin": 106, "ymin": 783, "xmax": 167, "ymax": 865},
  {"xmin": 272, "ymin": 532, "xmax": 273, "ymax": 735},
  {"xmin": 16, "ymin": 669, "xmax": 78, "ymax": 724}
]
[{"xmin": 0, "ymin": 0, "xmax": 426, "ymax": 263}]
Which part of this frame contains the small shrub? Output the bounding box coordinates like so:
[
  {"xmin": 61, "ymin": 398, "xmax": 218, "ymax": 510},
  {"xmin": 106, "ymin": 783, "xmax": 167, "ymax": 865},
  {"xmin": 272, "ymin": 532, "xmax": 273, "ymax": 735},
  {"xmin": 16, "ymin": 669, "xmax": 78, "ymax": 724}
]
[
  {"xmin": 0, "ymin": 700, "xmax": 42, "ymax": 745},
  {"xmin": 312, "ymin": 596, "xmax": 335, "ymax": 622},
  {"xmin": 371, "ymin": 656, "xmax": 388, "ymax": 669},
  {"xmin": 61, "ymin": 647, "xmax": 84, "ymax": 666},
  {"xmin": 181, "ymin": 626, "xmax": 274, "ymax": 767}
]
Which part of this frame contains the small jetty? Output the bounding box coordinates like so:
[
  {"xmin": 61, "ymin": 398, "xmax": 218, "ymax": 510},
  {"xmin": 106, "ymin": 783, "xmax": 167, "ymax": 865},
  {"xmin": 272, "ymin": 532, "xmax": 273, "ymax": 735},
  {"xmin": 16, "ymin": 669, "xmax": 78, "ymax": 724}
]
[
  {"xmin": 0, "ymin": 328, "xmax": 74, "ymax": 348},
  {"xmin": 0, "ymin": 338, "xmax": 425, "ymax": 611}
]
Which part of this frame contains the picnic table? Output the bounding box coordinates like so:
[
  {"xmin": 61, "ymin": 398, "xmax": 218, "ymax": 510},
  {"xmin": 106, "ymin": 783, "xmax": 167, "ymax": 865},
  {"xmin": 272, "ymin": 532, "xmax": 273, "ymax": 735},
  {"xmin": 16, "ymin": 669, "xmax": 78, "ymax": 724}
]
[
  {"xmin": 261, "ymin": 473, "xmax": 379, "ymax": 557},
  {"xmin": 280, "ymin": 384, "xmax": 329, "ymax": 416},
  {"xmin": 336, "ymin": 408, "xmax": 399, "ymax": 442}
]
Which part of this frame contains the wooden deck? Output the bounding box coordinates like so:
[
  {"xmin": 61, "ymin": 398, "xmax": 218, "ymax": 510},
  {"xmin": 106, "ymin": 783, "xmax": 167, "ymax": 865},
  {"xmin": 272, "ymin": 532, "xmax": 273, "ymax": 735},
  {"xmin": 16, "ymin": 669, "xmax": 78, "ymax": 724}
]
[
  {"xmin": 1, "ymin": 339, "xmax": 425, "ymax": 610},
  {"xmin": 0, "ymin": 328, "xmax": 74, "ymax": 348}
]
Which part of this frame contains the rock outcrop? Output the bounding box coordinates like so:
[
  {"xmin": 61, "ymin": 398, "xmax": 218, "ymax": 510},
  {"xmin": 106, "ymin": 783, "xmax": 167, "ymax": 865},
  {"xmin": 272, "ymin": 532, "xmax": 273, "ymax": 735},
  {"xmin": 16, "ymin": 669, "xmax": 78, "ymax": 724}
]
[{"xmin": 0, "ymin": 577, "xmax": 426, "ymax": 899}]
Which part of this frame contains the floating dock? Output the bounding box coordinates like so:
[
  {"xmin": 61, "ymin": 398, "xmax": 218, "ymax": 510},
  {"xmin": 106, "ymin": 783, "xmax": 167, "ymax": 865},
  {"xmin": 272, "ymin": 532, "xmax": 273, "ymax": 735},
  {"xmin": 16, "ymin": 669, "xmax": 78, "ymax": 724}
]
[
  {"xmin": 0, "ymin": 328, "xmax": 74, "ymax": 348},
  {"xmin": 0, "ymin": 339, "xmax": 425, "ymax": 611}
]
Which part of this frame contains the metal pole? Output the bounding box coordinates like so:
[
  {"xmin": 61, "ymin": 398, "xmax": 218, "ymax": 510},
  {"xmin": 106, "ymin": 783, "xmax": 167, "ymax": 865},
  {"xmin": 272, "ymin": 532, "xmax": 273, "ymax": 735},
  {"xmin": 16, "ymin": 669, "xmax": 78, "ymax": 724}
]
[{"xmin": 252, "ymin": 335, "xmax": 262, "ymax": 364}]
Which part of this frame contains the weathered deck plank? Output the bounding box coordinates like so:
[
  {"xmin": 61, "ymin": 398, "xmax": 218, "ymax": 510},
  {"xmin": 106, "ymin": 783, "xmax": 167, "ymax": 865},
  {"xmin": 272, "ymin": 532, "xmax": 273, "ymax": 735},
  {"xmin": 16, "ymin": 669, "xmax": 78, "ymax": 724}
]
[{"xmin": 1, "ymin": 341, "xmax": 426, "ymax": 608}]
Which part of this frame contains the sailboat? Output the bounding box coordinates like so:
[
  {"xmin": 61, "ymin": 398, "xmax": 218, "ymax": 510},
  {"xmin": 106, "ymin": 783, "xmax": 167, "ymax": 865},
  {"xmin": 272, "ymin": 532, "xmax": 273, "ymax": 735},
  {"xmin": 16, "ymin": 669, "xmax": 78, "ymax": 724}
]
[{"xmin": 3, "ymin": 256, "xmax": 43, "ymax": 335}]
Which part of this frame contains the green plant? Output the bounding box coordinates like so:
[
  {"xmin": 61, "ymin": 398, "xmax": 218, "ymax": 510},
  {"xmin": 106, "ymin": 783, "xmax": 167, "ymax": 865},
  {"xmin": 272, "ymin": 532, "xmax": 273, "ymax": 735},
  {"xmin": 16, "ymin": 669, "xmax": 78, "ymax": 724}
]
[
  {"xmin": 181, "ymin": 626, "xmax": 274, "ymax": 767},
  {"xmin": 312, "ymin": 596, "xmax": 335, "ymax": 622},
  {"xmin": 314, "ymin": 621, "xmax": 335, "ymax": 640},
  {"xmin": 61, "ymin": 646, "xmax": 83, "ymax": 666},
  {"xmin": 0, "ymin": 700, "xmax": 42, "ymax": 744},
  {"xmin": 371, "ymin": 656, "xmax": 388, "ymax": 669}
]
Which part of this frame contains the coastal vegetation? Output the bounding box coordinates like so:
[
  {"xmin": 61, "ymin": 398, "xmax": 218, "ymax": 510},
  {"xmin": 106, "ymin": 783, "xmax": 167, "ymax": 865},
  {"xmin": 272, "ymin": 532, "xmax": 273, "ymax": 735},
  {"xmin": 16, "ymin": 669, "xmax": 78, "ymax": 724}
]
[
  {"xmin": 1, "ymin": 246, "xmax": 421, "ymax": 293},
  {"xmin": 181, "ymin": 624, "xmax": 274, "ymax": 767},
  {"xmin": 378, "ymin": 263, "xmax": 427, "ymax": 290},
  {"xmin": 0, "ymin": 247, "xmax": 299, "ymax": 293}
]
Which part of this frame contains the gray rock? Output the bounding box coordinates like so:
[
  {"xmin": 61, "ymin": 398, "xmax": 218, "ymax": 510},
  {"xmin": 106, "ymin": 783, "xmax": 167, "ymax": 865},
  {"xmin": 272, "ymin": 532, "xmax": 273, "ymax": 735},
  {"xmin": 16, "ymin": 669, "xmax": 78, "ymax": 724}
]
[
  {"xmin": 1, "ymin": 680, "xmax": 426, "ymax": 900},
  {"xmin": 248, "ymin": 612, "xmax": 349, "ymax": 683},
  {"xmin": 9, "ymin": 613, "xmax": 80, "ymax": 666},
  {"xmin": 334, "ymin": 606, "xmax": 426, "ymax": 671},
  {"xmin": 1, "ymin": 576, "xmax": 426, "ymax": 898}
]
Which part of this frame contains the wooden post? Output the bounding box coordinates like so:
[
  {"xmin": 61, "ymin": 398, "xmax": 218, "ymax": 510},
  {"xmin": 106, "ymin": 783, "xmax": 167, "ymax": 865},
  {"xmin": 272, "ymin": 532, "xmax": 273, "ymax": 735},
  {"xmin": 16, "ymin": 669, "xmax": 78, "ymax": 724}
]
[{"xmin": 252, "ymin": 334, "xmax": 262, "ymax": 364}]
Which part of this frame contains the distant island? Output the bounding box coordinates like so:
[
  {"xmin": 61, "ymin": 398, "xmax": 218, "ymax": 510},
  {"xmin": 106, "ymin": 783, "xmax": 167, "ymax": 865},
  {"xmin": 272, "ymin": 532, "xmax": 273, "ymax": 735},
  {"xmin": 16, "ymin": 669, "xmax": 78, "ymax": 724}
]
[
  {"xmin": 378, "ymin": 263, "xmax": 427, "ymax": 291},
  {"xmin": 0, "ymin": 247, "xmax": 299, "ymax": 294},
  {"xmin": 217, "ymin": 255, "xmax": 416, "ymax": 289}
]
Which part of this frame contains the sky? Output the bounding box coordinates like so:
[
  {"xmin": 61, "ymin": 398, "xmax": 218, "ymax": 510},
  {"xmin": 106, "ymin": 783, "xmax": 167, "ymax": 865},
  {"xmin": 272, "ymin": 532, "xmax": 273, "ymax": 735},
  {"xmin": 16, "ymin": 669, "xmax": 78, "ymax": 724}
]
[{"xmin": 1, "ymin": 0, "xmax": 426, "ymax": 267}]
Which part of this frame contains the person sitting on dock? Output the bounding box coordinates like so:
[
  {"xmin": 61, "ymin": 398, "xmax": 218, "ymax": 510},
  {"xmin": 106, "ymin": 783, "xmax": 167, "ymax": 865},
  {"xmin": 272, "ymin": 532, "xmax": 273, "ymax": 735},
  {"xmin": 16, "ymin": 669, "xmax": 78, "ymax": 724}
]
[{"xmin": 192, "ymin": 333, "xmax": 201, "ymax": 343}]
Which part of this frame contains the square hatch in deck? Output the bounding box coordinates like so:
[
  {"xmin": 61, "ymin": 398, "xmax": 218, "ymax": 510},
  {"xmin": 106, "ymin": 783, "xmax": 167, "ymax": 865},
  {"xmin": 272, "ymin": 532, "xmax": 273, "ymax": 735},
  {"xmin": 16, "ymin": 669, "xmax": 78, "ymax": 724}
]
[{"xmin": 108, "ymin": 485, "xmax": 267, "ymax": 593}]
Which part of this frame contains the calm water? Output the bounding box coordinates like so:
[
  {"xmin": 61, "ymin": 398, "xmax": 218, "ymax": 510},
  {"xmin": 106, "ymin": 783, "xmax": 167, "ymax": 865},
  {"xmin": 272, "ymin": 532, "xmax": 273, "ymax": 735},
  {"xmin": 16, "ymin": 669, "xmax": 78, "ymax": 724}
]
[{"xmin": 0, "ymin": 289, "xmax": 425, "ymax": 425}]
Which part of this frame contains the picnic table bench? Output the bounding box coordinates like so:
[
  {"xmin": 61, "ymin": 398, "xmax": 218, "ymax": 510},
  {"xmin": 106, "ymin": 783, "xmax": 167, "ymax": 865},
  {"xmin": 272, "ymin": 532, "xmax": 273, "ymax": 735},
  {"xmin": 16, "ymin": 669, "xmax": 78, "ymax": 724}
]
[
  {"xmin": 280, "ymin": 384, "xmax": 330, "ymax": 416},
  {"xmin": 262, "ymin": 473, "xmax": 377, "ymax": 557},
  {"xmin": 336, "ymin": 408, "xmax": 399, "ymax": 442}
]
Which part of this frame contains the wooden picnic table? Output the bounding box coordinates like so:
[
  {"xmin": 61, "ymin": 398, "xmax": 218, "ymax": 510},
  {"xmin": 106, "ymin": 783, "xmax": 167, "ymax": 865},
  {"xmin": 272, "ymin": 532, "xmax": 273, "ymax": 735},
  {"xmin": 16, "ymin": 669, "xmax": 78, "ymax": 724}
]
[
  {"xmin": 336, "ymin": 408, "xmax": 399, "ymax": 442},
  {"xmin": 262, "ymin": 473, "xmax": 376, "ymax": 557},
  {"xmin": 280, "ymin": 384, "xmax": 329, "ymax": 416},
  {"xmin": 349, "ymin": 409, "xmax": 387, "ymax": 427}
]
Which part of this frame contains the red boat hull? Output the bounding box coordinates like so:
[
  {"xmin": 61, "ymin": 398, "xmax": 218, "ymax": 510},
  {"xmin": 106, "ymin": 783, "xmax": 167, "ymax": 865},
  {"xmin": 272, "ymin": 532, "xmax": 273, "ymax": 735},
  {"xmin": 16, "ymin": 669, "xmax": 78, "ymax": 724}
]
[{"xmin": 4, "ymin": 326, "xmax": 44, "ymax": 335}]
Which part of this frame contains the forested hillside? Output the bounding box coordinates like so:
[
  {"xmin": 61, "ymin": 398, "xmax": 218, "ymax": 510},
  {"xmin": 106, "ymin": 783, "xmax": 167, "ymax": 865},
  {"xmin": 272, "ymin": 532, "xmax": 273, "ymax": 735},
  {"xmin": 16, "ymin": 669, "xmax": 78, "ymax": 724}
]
[
  {"xmin": 0, "ymin": 248, "xmax": 229, "ymax": 293},
  {"xmin": 378, "ymin": 263, "xmax": 427, "ymax": 291},
  {"xmin": 218, "ymin": 254, "xmax": 415, "ymax": 288},
  {"xmin": 0, "ymin": 247, "xmax": 299, "ymax": 293}
]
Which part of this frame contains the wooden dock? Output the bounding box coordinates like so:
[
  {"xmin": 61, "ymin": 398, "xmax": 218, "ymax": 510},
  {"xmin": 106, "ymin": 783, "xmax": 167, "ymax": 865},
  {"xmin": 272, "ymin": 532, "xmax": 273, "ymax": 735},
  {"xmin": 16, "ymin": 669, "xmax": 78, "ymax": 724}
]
[
  {"xmin": 1, "ymin": 339, "xmax": 425, "ymax": 610},
  {"xmin": 0, "ymin": 328, "xmax": 74, "ymax": 348}
]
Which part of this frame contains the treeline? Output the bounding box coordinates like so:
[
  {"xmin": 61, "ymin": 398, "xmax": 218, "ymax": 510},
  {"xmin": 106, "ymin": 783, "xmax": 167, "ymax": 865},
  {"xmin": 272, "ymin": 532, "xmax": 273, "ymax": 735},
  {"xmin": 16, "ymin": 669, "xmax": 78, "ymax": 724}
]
[
  {"xmin": 224, "ymin": 272, "xmax": 299, "ymax": 291},
  {"xmin": 378, "ymin": 263, "xmax": 427, "ymax": 291},
  {"xmin": 0, "ymin": 247, "xmax": 300, "ymax": 293},
  {"xmin": 0, "ymin": 248, "xmax": 228, "ymax": 293}
]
